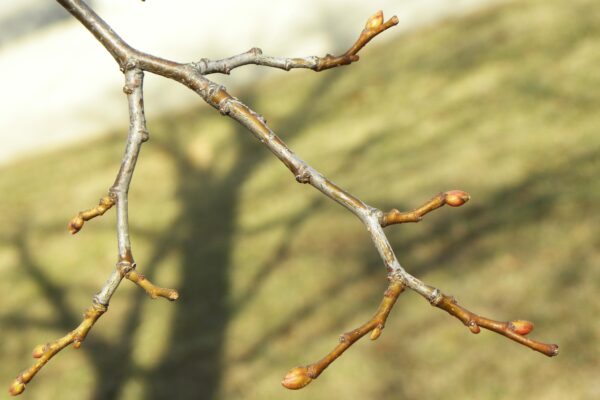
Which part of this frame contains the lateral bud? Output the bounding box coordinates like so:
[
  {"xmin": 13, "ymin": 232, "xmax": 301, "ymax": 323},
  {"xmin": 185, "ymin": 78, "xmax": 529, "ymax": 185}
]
[
  {"xmin": 365, "ymin": 11, "xmax": 384, "ymax": 30},
  {"xmin": 31, "ymin": 344, "xmax": 46, "ymax": 359},
  {"xmin": 370, "ymin": 325, "xmax": 383, "ymax": 340},
  {"xmin": 444, "ymin": 190, "xmax": 470, "ymax": 207},
  {"xmin": 509, "ymin": 320, "xmax": 535, "ymax": 336},
  {"xmin": 281, "ymin": 366, "xmax": 313, "ymax": 390}
]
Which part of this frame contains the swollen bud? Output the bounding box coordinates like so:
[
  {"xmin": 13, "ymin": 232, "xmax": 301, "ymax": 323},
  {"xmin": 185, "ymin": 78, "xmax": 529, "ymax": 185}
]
[
  {"xmin": 370, "ymin": 326, "xmax": 382, "ymax": 340},
  {"xmin": 365, "ymin": 11, "xmax": 384, "ymax": 30},
  {"xmin": 444, "ymin": 190, "xmax": 470, "ymax": 207},
  {"xmin": 32, "ymin": 344, "xmax": 46, "ymax": 358},
  {"xmin": 509, "ymin": 320, "xmax": 534, "ymax": 336},
  {"xmin": 281, "ymin": 366, "xmax": 312, "ymax": 390},
  {"xmin": 68, "ymin": 217, "xmax": 84, "ymax": 234},
  {"xmin": 9, "ymin": 380, "xmax": 25, "ymax": 396}
]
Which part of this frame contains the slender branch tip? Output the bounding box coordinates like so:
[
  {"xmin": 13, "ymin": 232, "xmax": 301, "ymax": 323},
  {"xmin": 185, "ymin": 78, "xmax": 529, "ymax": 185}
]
[
  {"xmin": 68, "ymin": 195, "xmax": 115, "ymax": 234},
  {"xmin": 444, "ymin": 190, "xmax": 470, "ymax": 207},
  {"xmin": 380, "ymin": 190, "xmax": 470, "ymax": 227},
  {"xmin": 281, "ymin": 366, "xmax": 313, "ymax": 390},
  {"xmin": 126, "ymin": 270, "xmax": 179, "ymax": 301}
]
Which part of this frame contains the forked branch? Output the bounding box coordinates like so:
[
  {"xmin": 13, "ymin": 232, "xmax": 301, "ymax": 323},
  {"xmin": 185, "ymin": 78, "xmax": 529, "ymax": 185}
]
[
  {"xmin": 9, "ymin": 302, "xmax": 106, "ymax": 396},
  {"xmin": 10, "ymin": 66, "xmax": 178, "ymax": 396},
  {"xmin": 10, "ymin": 1, "xmax": 557, "ymax": 395},
  {"xmin": 282, "ymin": 279, "xmax": 405, "ymax": 389}
]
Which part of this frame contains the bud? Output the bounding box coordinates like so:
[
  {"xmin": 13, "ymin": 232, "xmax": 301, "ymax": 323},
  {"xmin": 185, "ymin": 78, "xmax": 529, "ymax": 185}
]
[
  {"xmin": 365, "ymin": 11, "xmax": 384, "ymax": 30},
  {"xmin": 68, "ymin": 216, "xmax": 84, "ymax": 234},
  {"xmin": 509, "ymin": 320, "xmax": 534, "ymax": 336},
  {"xmin": 9, "ymin": 380, "xmax": 25, "ymax": 396},
  {"xmin": 73, "ymin": 340, "xmax": 82, "ymax": 349},
  {"xmin": 281, "ymin": 366, "xmax": 312, "ymax": 390},
  {"xmin": 32, "ymin": 344, "xmax": 46, "ymax": 358},
  {"xmin": 444, "ymin": 190, "xmax": 470, "ymax": 207},
  {"xmin": 370, "ymin": 326, "xmax": 382, "ymax": 340}
]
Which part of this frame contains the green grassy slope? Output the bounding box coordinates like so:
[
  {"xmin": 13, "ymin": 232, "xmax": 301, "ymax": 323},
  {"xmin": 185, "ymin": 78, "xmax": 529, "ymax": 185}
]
[{"xmin": 1, "ymin": 0, "xmax": 599, "ymax": 398}]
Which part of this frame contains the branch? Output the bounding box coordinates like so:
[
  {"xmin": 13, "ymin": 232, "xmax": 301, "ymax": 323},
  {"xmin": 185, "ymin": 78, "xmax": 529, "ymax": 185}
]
[
  {"xmin": 379, "ymin": 190, "xmax": 470, "ymax": 227},
  {"xmin": 125, "ymin": 269, "xmax": 179, "ymax": 301},
  {"xmin": 282, "ymin": 279, "xmax": 405, "ymax": 389},
  {"xmin": 431, "ymin": 293, "xmax": 559, "ymax": 356},
  {"xmin": 9, "ymin": 302, "xmax": 106, "ymax": 395},
  {"xmin": 10, "ymin": 1, "xmax": 557, "ymax": 395},
  {"xmin": 67, "ymin": 195, "xmax": 115, "ymax": 234},
  {"xmin": 196, "ymin": 11, "xmax": 399, "ymax": 74},
  {"xmin": 10, "ymin": 66, "xmax": 177, "ymax": 395},
  {"xmin": 203, "ymin": 85, "xmax": 557, "ymax": 383}
]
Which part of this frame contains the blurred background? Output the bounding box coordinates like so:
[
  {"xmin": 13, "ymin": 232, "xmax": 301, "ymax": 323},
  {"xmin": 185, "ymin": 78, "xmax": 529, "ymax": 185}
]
[{"xmin": 0, "ymin": 0, "xmax": 598, "ymax": 399}]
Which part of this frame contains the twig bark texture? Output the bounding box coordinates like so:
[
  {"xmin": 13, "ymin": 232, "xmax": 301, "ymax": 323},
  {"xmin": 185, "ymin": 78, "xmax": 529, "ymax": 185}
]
[{"xmin": 9, "ymin": 1, "xmax": 558, "ymax": 396}]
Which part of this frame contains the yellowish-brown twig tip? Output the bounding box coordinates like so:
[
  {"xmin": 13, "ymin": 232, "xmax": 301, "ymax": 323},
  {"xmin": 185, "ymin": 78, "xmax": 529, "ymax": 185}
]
[
  {"xmin": 509, "ymin": 320, "xmax": 535, "ymax": 336},
  {"xmin": 125, "ymin": 270, "xmax": 180, "ymax": 301},
  {"xmin": 282, "ymin": 367, "xmax": 313, "ymax": 390},
  {"xmin": 10, "ymin": 304, "xmax": 106, "ymax": 396},
  {"xmin": 444, "ymin": 190, "xmax": 470, "ymax": 207},
  {"xmin": 9, "ymin": 380, "xmax": 25, "ymax": 396},
  {"xmin": 434, "ymin": 295, "xmax": 558, "ymax": 357},
  {"xmin": 68, "ymin": 195, "xmax": 115, "ymax": 234}
]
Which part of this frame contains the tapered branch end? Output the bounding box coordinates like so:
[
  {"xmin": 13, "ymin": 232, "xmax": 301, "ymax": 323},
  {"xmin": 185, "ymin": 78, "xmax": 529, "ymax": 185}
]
[
  {"xmin": 68, "ymin": 217, "xmax": 84, "ymax": 234},
  {"xmin": 444, "ymin": 190, "xmax": 470, "ymax": 207},
  {"xmin": 126, "ymin": 270, "xmax": 180, "ymax": 301},
  {"xmin": 164, "ymin": 289, "xmax": 180, "ymax": 301},
  {"xmin": 547, "ymin": 344, "xmax": 560, "ymax": 357},
  {"xmin": 8, "ymin": 379, "xmax": 25, "ymax": 396},
  {"xmin": 68, "ymin": 196, "xmax": 115, "ymax": 234},
  {"xmin": 282, "ymin": 366, "xmax": 313, "ymax": 390}
]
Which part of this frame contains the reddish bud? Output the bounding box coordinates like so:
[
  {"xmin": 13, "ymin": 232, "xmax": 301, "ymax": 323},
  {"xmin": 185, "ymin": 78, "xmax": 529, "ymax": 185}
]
[
  {"xmin": 281, "ymin": 366, "xmax": 312, "ymax": 390},
  {"xmin": 509, "ymin": 320, "xmax": 534, "ymax": 336},
  {"xmin": 32, "ymin": 344, "xmax": 46, "ymax": 358},
  {"xmin": 73, "ymin": 340, "xmax": 82, "ymax": 349},
  {"xmin": 9, "ymin": 380, "xmax": 25, "ymax": 396},
  {"xmin": 444, "ymin": 190, "xmax": 470, "ymax": 207},
  {"xmin": 365, "ymin": 11, "xmax": 384, "ymax": 30}
]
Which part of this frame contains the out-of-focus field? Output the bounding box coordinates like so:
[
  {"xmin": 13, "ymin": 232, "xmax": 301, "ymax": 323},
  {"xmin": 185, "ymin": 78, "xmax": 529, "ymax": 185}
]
[{"xmin": 1, "ymin": 0, "xmax": 599, "ymax": 398}]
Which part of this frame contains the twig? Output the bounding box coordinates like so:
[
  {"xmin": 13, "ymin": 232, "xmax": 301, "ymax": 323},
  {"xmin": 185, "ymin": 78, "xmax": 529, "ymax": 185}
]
[
  {"xmin": 10, "ymin": 1, "xmax": 558, "ymax": 395},
  {"xmin": 125, "ymin": 269, "xmax": 179, "ymax": 301},
  {"xmin": 282, "ymin": 279, "xmax": 405, "ymax": 389},
  {"xmin": 9, "ymin": 302, "xmax": 106, "ymax": 396},
  {"xmin": 9, "ymin": 66, "xmax": 177, "ymax": 396},
  {"xmin": 431, "ymin": 293, "xmax": 559, "ymax": 356},
  {"xmin": 380, "ymin": 190, "xmax": 470, "ymax": 227},
  {"xmin": 195, "ymin": 11, "xmax": 399, "ymax": 74},
  {"xmin": 67, "ymin": 195, "xmax": 115, "ymax": 234}
]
